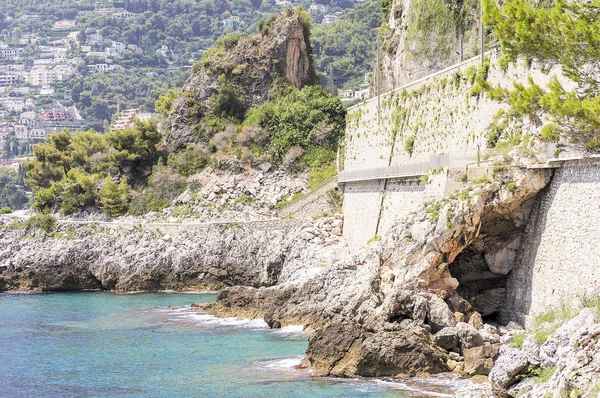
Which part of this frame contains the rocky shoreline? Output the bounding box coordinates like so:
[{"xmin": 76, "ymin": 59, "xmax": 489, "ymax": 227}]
[{"xmin": 2, "ymin": 166, "xmax": 600, "ymax": 397}]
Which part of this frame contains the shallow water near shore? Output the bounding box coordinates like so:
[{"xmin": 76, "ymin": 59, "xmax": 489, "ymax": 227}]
[{"xmin": 0, "ymin": 292, "xmax": 465, "ymax": 397}]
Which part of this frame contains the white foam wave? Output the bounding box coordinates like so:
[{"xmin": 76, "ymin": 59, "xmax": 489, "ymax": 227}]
[
  {"xmin": 263, "ymin": 356, "xmax": 305, "ymax": 371},
  {"xmin": 270, "ymin": 325, "xmax": 306, "ymax": 335},
  {"xmin": 167, "ymin": 309, "xmax": 268, "ymax": 329},
  {"xmin": 371, "ymin": 379, "xmax": 456, "ymax": 398}
]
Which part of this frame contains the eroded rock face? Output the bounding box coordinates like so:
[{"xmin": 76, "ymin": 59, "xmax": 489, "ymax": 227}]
[
  {"xmin": 2, "ymin": 166, "xmax": 556, "ymax": 383},
  {"xmin": 493, "ymin": 309, "xmax": 600, "ymax": 398},
  {"xmin": 197, "ymin": 168, "xmax": 551, "ymax": 379},
  {"xmin": 0, "ymin": 219, "xmax": 340, "ymax": 293},
  {"xmin": 164, "ymin": 9, "xmax": 316, "ymax": 151},
  {"xmin": 306, "ymin": 321, "xmax": 449, "ymax": 378}
]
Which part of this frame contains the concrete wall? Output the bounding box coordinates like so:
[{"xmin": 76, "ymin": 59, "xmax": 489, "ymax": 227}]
[
  {"xmin": 342, "ymin": 173, "xmax": 449, "ymax": 249},
  {"xmin": 277, "ymin": 178, "xmax": 339, "ymax": 220},
  {"xmin": 342, "ymin": 179, "xmax": 386, "ymax": 247},
  {"xmin": 341, "ymin": 51, "xmax": 571, "ymax": 248},
  {"xmin": 503, "ymin": 159, "xmax": 600, "ymax": 324}
]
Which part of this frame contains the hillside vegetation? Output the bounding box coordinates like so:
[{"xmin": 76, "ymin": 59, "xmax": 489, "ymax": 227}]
[
  {"xmin": 23, "ymin": 9, "xmax": 346, "ymax": 217},
  {"xmin": 0, "ymin": 0, "xmax": 368, "ymax": 130}
]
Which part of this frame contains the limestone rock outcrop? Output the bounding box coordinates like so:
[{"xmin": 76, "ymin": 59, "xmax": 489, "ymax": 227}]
[
  {"xmin": 306, "ymin": 320, "xmax": 450, "ymax": 378},
  {"xmin": 164, "ymin": 9, "xmax": 316, "ymax": 151},
  {"xmin": 196, "ymin": 167, "xmax": 551, "ymax": 379},
  {"xmin": 379, "ymin": 0, "xmax": 482, "ymax": 91},
  {"xmin": 491, "ymin": 309, "xmax": 600, "ymax": 398}
]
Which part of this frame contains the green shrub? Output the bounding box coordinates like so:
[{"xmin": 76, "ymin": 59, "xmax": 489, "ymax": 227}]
[
  {"xmin": 25, "ymin": 214, "xmax": 57, "ymax": 233},
  {"xmin": 540, "ymin": 123, "xmax": 561, "ymax": 142},
  {"xmin": 213, "ymin": 77, "xmax": 246, "ymax": 121},
  {"xmin": 235, "ymin": 194, "xmax": 255, "ymax": 206},
  {"xmin": 0, "ymin": 207, "xmax": 13, "ymax": 214},
  {"xmin": 128, "ymin": 168, "xmax": 186, "ymax": 215},
  {"xmin": 530, "ymin": 303, "xmax": 578, "ymax": 345},
  {"xmin": 171, "ymin": 205, "xmax": 191, "ymax": 217},
  {"xmin": 302, "ymin": 147, "xmax": 336, "ymax": 168},
  {"xmin": 244, "ymin": 84, "xmax": 345, "ymax": 164},
  {"xmin": 531, "ymin": 366, "xmax": 556, "ymax": 384},
  {"xmin": 465, "ymin": 66, "xmax": 477, "ymax": 84},
  {"xmin": 99, "ymin": 177, "xmax": 130, "ymax": 217},
  {"xmin": 506, "ymin": 182, "xmax": 518, "ymax": 192},
  {"xmin": 275, "ymin": 192, "xmax": 305, "ymax": 209},
  {"xmin": 129, "ymin": 192, "xmax": 169, "ymax": 215},
  {"xmin": 308, "ymin": 163, "xmax": 337, "ymax": 190},
  {"xmin": 367, "ymin": 234, "xmax": 381, "ymax": 244},
  {"xmin": 216, "ymin": 33, "xmax": 242, "ymax": 49},
  {"xmin": 155, "ymin": 89, "xmax": 178, "ymax": 117},
  {"xmin": 168, "ymin": 149, "xmax": 210, "ymax": 177},
  {"xmin": 459, "ymin": 173, "xmax": 468, "ymax": 182},
  {"xmin": 512, "ymin": 333, "xmax": 526, "ymax": 349},
  {"xmin": 473, "ymin": 176, "xmax": 490, "ymax": 185},
  {"xmin": 404, "ymin": 135, "xmax": 415, "ymax": 155},
  {"xmin": 258, "ymin": 14, "xmax": 277, "ymax": 36},
  {"xmin": 534, "ymin": 327, "xmax": 558, "ymax": 345}
]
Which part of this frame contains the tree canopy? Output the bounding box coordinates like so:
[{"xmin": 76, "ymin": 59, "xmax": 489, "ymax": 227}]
[
  {"xmin": 25, "ymin": 120, "xmax": 161, "ymax": 215},
  {"xmin": 483, "ymin": 0, "xmax": 600, "ymax": 151}
]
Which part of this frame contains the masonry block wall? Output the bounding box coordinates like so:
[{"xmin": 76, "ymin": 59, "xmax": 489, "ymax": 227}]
[{"xmin": 503, "ymin": 159, "xmax": 600, "ymax": 325}]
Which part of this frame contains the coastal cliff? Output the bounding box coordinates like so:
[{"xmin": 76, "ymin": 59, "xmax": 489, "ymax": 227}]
[{"xmin": 4, "ymin": 1, "xmax": 600, "ymax": 397}]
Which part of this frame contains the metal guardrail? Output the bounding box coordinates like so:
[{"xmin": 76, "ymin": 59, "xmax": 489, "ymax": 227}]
[{"xmin": 338, "ymin": 154, "xmax": 476, "ymax": 183}]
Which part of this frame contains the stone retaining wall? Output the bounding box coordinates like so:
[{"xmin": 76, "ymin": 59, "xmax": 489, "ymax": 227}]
[
  {"xmin": 503, "ymin": 159, "xmax": 600, "ymax": 324},
  {"xmin": 341, "ymin": 50, "xmax": 571, "ymax": 248}
]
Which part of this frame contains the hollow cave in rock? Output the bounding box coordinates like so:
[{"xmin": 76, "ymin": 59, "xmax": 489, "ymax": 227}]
[{"xmin": 448, "ymin": 212, "xmax": 527, "ymax": 324}]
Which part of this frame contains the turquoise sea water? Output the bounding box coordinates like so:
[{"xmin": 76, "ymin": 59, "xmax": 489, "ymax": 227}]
[{"xmin": 0, "ymin": 292, "xmax": 463, "ymax": 397}]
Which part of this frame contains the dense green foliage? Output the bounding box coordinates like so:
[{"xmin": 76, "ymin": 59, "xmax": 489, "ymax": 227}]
[
  {"xmin": 23, "ymin": 214, "xmax": 57, "ymax": 233},
  {"xmin": 128, "ymin": 168, "xmax": 187, "ymax": 215},
  {"xmin": 1, "ymin": 0, "xmax": 351, "ymax": 65},
  {"xmin": 3, "ymin": 138, "xmax": 32, "ymax": 159},
  {"xmin": 26, "ymin": 79, "xmax": 345, "ymax": 215},
  {"xmin": 54, "ymin": 70, "xmax": 187, "ymax": 132},
  {"xmin": 404, "ymin": 0, "xmax": 480, "ymax": 60},
  {"xmin": 484, "ymin": 0, "xmax": 600, "ymax": 151},
  {"xmin": 0, "ymin": 168, "xmax": 28, "ymax": 210},
  {"xmin": 24, "ymin": 120, "xmax": 161, "ymax": 215},
  {"xmin": 244, "ymin": 84, "xmax": 346, "ymax": 163},
  {"xmin": 312, "ymin": 0, "xmax": 382, "ymax": 89},
  {"xmin": 21, "ymin": 8, "xmax": 348, "ymax": 216},
  {"xmin": 1, "ymin": 0, "xmax": 365, "ymax": 130}
]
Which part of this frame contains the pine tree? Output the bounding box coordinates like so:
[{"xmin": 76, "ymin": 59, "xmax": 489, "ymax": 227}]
[
  {"xmin": 483, "ymin": 0, "xmax": 600, "ymax": 151},
  {"xmin": 99, "ymin": 177, "xmax": 130, "ymax": 217}
]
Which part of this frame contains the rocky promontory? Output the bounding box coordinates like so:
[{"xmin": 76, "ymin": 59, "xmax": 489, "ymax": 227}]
[{"xmin": 164, "ymin": 8, "xmax": 317, "ymax": 151}]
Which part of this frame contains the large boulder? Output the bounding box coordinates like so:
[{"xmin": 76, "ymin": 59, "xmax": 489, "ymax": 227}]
[
  {"xmin": 426, "ymin": 295, "xmax": 457, "ymax": 333},
  {"xmin": 305, "ymin": 320, "xmax": 365, "ymax": 377},
  {"xmin": 456, "ymin": 322, "xmax": 484, "ymax": 351},
  {"xmin": 434, "ymin": 327, "xmax": 460, "ymax": 350},
  {"xmin": 385, "ymin": 289, "xmax": 428, "ymax": 322},
  {"xmin": 488, "ymin": 346, "xmax": 530, "ymax": 397},
  {"xmin": 463, "ymin": 344, "xmax": 501, "ymax": 376},
  {"xmin": 306, "ymin": 320, "xmax": 450, "ymax": 377}
]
